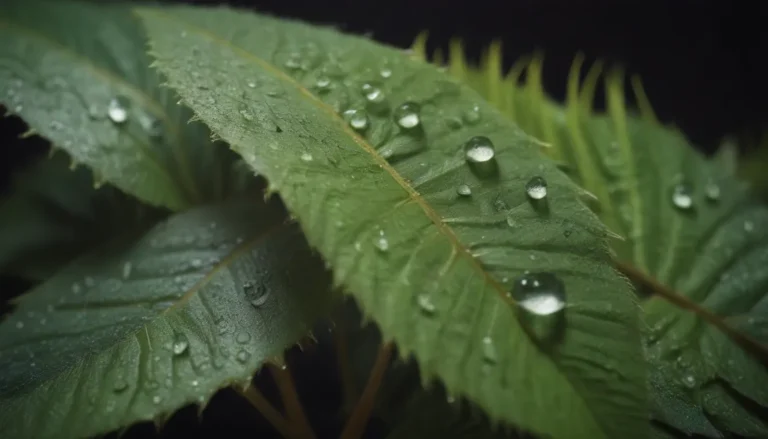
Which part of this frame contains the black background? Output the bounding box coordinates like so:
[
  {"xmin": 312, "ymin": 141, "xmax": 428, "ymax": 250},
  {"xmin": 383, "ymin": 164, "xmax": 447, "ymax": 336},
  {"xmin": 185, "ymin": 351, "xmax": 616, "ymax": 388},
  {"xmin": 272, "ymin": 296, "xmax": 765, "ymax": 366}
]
[{"xmin": 1, "ymin": 0, "xmax": 767, "ymax": 437}]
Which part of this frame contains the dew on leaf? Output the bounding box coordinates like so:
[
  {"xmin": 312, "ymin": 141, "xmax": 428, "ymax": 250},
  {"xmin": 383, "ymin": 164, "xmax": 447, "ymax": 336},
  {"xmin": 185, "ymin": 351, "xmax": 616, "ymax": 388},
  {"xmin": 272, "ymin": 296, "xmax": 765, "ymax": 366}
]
[
  {"xmin": 122, "ymin": 261, "xmax": 132, "ymax": 280},
  {"xmin": 456, "ymin": 184, "xmax": 472, "ymax": 196},
  {"xmin": 72, "ymin": 283, "xmax": 82, "ymax": 294},
  {"xmin": 417, "ymin": 294, "xmax": 436, "ymax": 315},
  {"xmin": 509, "ymin": 272, "xmax": 566, "ymax": 316},
  {"xmin": 671, "ymin": 183, "xmax": 693, "ymax": 210},
  {"xmin": 744, "ymin": 220, "xmax": 755, "ymax": 233},
  {"xmin": 482, "ymin": 336, "xmax": 497, "ymax": 364},
  {"xmin": 704, "ymin": 180, "xmax": 720, "ymax": 201},
  {"xmin": 172, "ymin": 333, "xmax": 189, "ymax": 355},
  {"xmin": 113, "ymin": 378, "xmax": 129, "ymax": 393},
  {"xmin": 152, "ymin": 395, "xmax": 162, "ymax": 404},
  {"xmin": 300, "ymin": 152, "xmax": 313, "ymax": 162},
  {"xmin": 247, "ymin": 81, "xmax": 256, "ymax": 88},
  {"xmin": 191, "ymin": 259, "xmax": 203, "ymax": 268},
  {"xmin": 239, "ymin": 108, "xmax": 254, "ymax": 121},
  {"xmin": 525, "ymin": 176, "xmax": 548, "ymax": 200},
  {"xmin": 244, "ymin": 281, "xmax": 269, "ymax": 308},
  {"xmin": 380, "ymin": 68, "xmax": 392, "ymax": 78},
  {"xmin": 107, "ymin": 96, "xmax": 129, "ymax": 123},
  {"xmin": 462, "ymin": 105, "xmax": 481, "ymax": 124},
  {"xmin": 393, "ymin": 102, "xmax": 421, "ymax": 130},
  {"xmin": 15, "ymin": 321, "xmax": 23, "ymax": 329},
  {"xmin": 314, "ymin": 75, "xmax": 331, "ymax": 91},
  {"xmin": 343, "ymin": 109, "xmax": 369, "ymax": 131},
  {"xmin": 236, "ymin": 332, "xmax": 252, "ymax": 344},
  {"xmin": 464, "ymin": 136, "xmax": 495, "ymax": 163},
  {"xmin": 236, "ymin": 350, "xmax": 251, "ymax": 364}
]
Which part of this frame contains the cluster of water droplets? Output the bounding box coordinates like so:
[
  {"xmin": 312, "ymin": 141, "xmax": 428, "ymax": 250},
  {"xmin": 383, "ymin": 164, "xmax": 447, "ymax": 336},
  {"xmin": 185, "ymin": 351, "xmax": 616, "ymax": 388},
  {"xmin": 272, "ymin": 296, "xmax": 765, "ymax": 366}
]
[{"xmin": 670, "ymin": 177, "xmax": 721, "ymax": 211}]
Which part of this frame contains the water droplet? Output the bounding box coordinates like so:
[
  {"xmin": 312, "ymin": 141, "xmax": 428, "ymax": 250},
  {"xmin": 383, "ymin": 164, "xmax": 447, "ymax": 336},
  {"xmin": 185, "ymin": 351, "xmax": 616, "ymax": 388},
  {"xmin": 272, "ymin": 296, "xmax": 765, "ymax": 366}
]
[
  {"xmin": 72, "ymin": 283, "xmax": 82, "ymax": 294},
  {"xmin": 236, "ymin": 332, "xmax": 252, "ymax": 344},
  {"xmin": 671, "ymin": 183, "xmax": 693, "ymax": 210},
  {"xmin": 113, "ymin": 378, "xmax": 129, "ymax": 392},
  {"xmin": 236, "ymin": 350, "xmax": 251, "ymax": 364},
  {"xmin": 704, "ymin": 180, "xmax": 720, "ymax": 201},
  {"xmin": 84, "ymin": 276, "xmax": 95, "ymax": 288},
  {"xmin": 374, "ymin": 230, "xmax": 389, "ymax": 252},
  {"xmin": 509, "ymin": 272, "xmax": 566, "ymax": 316},
  {"xmin": 122, "ymin": 262, "xmax": 132, "ymax": 280},
  {"xmin": 191, "ymin": 379, "xmax": 199, "ymax": 387},
  {"xmin": 464, "ymin": 136, "xmax": 495, "ymax": 163},
  {"xmin": 247, "ymin": 81, "xmax": 257, "ymax": 88},
  {"xmin": 456, "ymin": 184, "xmax": 472, "ymax": 196},
  {"xmin": 343, "ymin": 109, "xmax": 369, "ymax": 131},
  {"xmin": 152, "ymin": 395, "xmax": 162, "ymax": 404},
  {"xmin": 191, "ymin": 259, "xmax": 203, "ymax": 268},
  {"xmin": 744, "ymin": 220, "xmax": 755, "ymax": 233},
  {"xmin": 173, "ymin": 334, "xmax": 189, "ymax": 355},
  {"xmin": 315, "ymin": 75, "xmax": 331, "ymax": 91},
  {"xmin": 15, "ymin": 321, "xmax": 24, "ymax": 329},
  {"xmin": 300, "ymin": 152, "xmax": 313, "ymax": 162},
  {"xmin": 525, "ymin": 176, "xmax": 548, "ymax": 200},
  {"xmin": 380, "ymin": 68, "xmax": 393, "ymax": 79},
  {"xmin": 393, "ymin": 102, "xmax": 421, "ymax": 130},
  {"xmin": 284, "ymin": 54, "xmax": 301, "ymax": 70},
  {"xmin": 482, "ymin": 336, "xmax": 497, "ymax": 364},
  {"xmin": 683, "ymin": 375, "xmax": 696, "ymax": 388},
  {"xmin": 462, "ymin": 105, "xmax": 481, "ymax": 124},
  {"xmin": 107, "ymin": 97, "xmax": 129, "ymax": 123},
  {"xmin": 239, "ymin": 108, "xmax": 254, "ymax": 121},
  {"xmin": 417, "ymin": 294, "xmax": 436, "ymax": 315},
  {"xmin": 506, "ymin": 215, "xmax": 517, "ymax": 227},
  {"xmin": 446, "ymin": 394, "xmax": 456, "ymax": 404},
  {"xmin": 138, "ymin": 112, "xmax": 162, "ymax": 138},
  {"xmin": 244, "ymin": 281, "xmax": 269, "ymax": 307}
]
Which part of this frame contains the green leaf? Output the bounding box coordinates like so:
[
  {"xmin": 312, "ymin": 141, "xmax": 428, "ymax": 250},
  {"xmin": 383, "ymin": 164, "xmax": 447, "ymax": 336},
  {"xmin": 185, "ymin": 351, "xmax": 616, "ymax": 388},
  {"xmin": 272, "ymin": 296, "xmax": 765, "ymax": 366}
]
[
  {"xmin": 0, "ymin": 0, "xmax": 247, "ymax": 211},
  {"xmin": 0, "ymin": 196, "xmax": 333, "ymax": 438},
  {"xmin": 0, "ymin": 153, "xmax": 162, "ymax": 280},
  {"xmin": 138, "ymin": 6, "xmax": 648, "ymax": 439},
  {"xmin": 437, "ymin": 41, "xmax": 768, "ymax": 437}
]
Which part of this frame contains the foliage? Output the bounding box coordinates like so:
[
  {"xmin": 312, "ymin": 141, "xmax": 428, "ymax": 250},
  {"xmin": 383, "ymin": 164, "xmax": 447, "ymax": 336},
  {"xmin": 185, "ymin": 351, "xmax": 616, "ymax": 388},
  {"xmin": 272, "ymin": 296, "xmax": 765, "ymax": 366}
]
[{"xmin": 0, "ymin": 1, "xmax": 765, "ymax": 438}]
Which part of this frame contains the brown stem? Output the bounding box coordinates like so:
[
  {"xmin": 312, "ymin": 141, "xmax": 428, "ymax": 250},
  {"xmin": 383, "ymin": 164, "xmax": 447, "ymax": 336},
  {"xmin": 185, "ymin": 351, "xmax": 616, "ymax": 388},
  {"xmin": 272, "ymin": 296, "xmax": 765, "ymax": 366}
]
[
  {"xmin": 616, "ymin": 260, "xmax": 768, "ymax": 363},
  {"xmin": 334, "ymin": 325, "xmax": 358, "ymax": 411},
  {"xmin": 339, "ymin": 342, "xmax": 394, "ymax": 439},
  {"xmin": 269, "ymin": 364, "xmax": 317, "ymax": 439},
  {"xmin": 236, "ymin": 386, "xmax": 298, "ymax": 439}
]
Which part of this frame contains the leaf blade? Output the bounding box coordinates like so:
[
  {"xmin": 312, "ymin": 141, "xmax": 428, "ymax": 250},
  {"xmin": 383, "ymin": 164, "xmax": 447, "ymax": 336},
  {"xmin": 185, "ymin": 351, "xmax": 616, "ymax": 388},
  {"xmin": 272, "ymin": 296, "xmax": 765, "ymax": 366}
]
[
  {"xmin": 138, "ymin": 6, "xmax": 648, "ymax": 438},
  {"xmin": 0, "ymin": 197, "xmax": 333, "ymax": 439}
]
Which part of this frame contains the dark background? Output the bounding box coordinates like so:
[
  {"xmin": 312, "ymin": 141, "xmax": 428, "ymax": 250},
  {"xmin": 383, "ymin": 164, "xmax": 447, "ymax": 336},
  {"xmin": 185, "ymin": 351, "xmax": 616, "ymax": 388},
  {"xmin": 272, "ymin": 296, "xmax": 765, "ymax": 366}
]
[{"xmin": 1, "ymin": 0, "xmax": 767, "ymax": 437}]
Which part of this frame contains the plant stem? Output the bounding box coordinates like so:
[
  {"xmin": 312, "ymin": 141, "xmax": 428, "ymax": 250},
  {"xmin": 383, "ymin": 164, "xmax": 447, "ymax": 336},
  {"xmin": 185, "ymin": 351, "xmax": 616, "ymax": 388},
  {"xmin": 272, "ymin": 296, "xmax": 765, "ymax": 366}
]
[
  {"xmin": 616, "ymin": 260, "xmax": 768, "ymax": 362},
  {"xmin": 339, "ymin": 342, "xmax": 394, "ymax": 439},
  {"xmin": 334, "ymin": 325, "xmax": 358, "ymax": 411},
  {"xmin": 269, "ymin": 364, "xmax": 317, "ymax": 439},
  {"xmin": 236, "ymin": 385, "xmax": 298, "ymax": 439}
]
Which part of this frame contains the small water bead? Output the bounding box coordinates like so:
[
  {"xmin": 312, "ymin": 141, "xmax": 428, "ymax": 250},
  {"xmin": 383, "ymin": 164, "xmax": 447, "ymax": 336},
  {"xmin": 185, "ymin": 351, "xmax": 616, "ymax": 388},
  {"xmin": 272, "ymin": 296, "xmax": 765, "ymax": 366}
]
[
  {"xmin": 393, "ymin": 102, "xmax": 421, "ymax": 130},
  {"xmin": 72, "ymin": 283, "xmax": 82, "ymax": 294},
  {"xmin": 239, "ymin": 108, "xmax": 254, "ymax": 121},
  {"xmin": 374, "ymin": 230, "xmax": 389, "ymax": 252},
  {"xmin": 236, "ymin": 332, "xmax": 252, "ymax": 344},
  {"xmin": 417, "ymin": 294, "xmax": 436, "ymax": 315},
  {"xmin": 314, "ymin": 75, "xmax": 331, "ymax": 91},
  {"xmin": 15, "ymin": 321, "xmax": 24, "ymax": 329},
  {"xmin": 173, "ymin": 334, "xmax": 189, "ymax": 355},
  {"xmin": 152, "ymin": 395, "xmax": 162, "ymax": 404},
  {"xmin": 683, "ymin": 375, "xmax": 696, "ymax": 388},
  {"xmin": 481, "ymin": 336, "xmax": 497, "ymax": 364},
  {"xmin": 236, "ymin": 350, "xmax": 251, "ymax": 364},
  {"xmin": 704, "ymin": 180, "xmax": 720, "ymax": 201},
  {"xmin": 247, "ymin": 81, "xmax": 257, "ymax": 88},
  {"xmin": 464, "ymin": 136, "xmax": 495, "ymax": 163},
  {"xmin": 113, "ymin": 378, "xmax": 129, "ymax": 392},
  {"xmin": 456, "ymin": 184, "xmax": 472, "ymax": 196},
  {"xmin": 671, "ymin": 183, "xmax": 693, "ymax": 210},
  {"xmin": 284, "ymin": 54, "xmax": 302, "ymax": 70},
  {"xmin": 509, "ymin": 272, "xmax": 566, "ymax": 316},
  {"xmin": 300, "ymin": 152, "xmax": 313, "ymax": 162},
  {"xmin": 107, "ymin": 97, "xmax": 130, "ymax": 123},
  {"xmin": 343, "ymin": 109, "xmax": 369, "ymax": 131},
  {"xmin": 525, "ymin": 176, "xmax": 548, "ymax": 200},
  {"xmin": 191, "ymin": 259, "xmax": 203, "ymax": 268},
  {"xmin": 744, "ymin": 220, "xmax": 755, "ymax": 233},
  {"xmin": 462, "ymin": 105, "xmax": 481, "ymax": 124}
]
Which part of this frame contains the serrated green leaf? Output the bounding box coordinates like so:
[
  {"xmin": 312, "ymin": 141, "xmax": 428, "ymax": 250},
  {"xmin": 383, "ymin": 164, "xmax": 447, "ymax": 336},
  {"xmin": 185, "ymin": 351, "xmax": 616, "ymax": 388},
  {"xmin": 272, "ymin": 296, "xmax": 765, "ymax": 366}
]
[
  {"xmin": 438, "ymin": 40, "xmax": 768, "ymax": 438},
  {"xmin": 0, "ymin": 196, "xmax": 333, "ymax": 439},
  {"xmin": 0, "ymin": 0, "xmax": 249, "ymax": 211},
  {"xmin": 137, "ymin": 6, "xmax": 648, "ymax": 439},
  {"xmin": 0, "ymin": 153, "xmax": 163, "ymax": 280}
]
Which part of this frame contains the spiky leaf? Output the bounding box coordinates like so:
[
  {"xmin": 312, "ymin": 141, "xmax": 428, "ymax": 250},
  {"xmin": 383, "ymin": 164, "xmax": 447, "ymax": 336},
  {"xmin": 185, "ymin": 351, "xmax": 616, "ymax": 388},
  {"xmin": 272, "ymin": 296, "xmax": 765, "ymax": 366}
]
[
  {"xmin": 0, "ymin": 197, "xmax": 333, "ymax": 439},
  {"xmin": 436, "ymin": 41, "xmax": 768, "ymax": 437},
  {"xmin": 138, "ymin": 6, "xmax": 648, "ymax": 438},
  {"xmin": 0, "ymin": 153, "xmax": 162, "ymax": 280},
  {"xmin": 0, "ymin": 0, "xmax": 247, "ymax": 210}
]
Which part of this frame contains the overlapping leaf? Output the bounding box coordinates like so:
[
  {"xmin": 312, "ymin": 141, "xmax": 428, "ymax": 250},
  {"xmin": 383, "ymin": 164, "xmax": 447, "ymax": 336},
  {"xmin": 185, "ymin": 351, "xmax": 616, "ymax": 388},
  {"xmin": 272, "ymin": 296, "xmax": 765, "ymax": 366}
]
[
  {"xmin": 0, "ymin": 153, "xmax": 162, "ymax": 280},
  {"xmin": 138, "ymin": 6, "xmax": 648, "ymax": 438},
  {"xmin": 0, "ymin": 197, "xmax": 333, "ymax": 438},
  {"xmin": 433, "ymin": 40, "xmax": 768, "ymax": 437},
  {"xmin": 0, "ymin": 0, "xmax": 248, "ymax": 211}
]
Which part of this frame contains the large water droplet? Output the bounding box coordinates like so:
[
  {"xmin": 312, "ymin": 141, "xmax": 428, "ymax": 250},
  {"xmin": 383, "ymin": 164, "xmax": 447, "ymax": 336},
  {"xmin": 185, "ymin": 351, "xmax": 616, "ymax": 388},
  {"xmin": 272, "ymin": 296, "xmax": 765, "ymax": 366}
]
[
  {"xmin": 417, "ymin": 294, "xmax": 436, "ymax": 315},
  {"xmin": 456, "ymin": 184, "xmax": 472, "ymax": 196},
  {"xmin": 525, "ymin": 176, "xmax": 548, "ymax": 200},
  {"xmin": 464, "ymin": 136, "xmax": 495, "ymax": 163},
  {"xmin": 481, "ymin": 336, "xmax": 498, "ymax": 364},
  {"xmin": 244, "ymin": 281, "xmax": 269, "ymax": 307},
  {"xmin": 172, "ymin": 334, "xmax": 189, "ymax": 355},
  {"xmin": 671, "ymin": 183, "xmax": 693, "ymax": 210},
  {"xmin": 107, "ymin": 97, "xmax": 129, "ymax": 123},
  {"xmin": 393, "ymin": 102, "xmax": 421, "ymax": 130},
  {"xmin": 343, "ymin": 109, "xmax": 369, "ymax": 131},
  {"xmin": 509, "ymin": 272, "xmax": 566, "ymax": 316},
  {"xmin": 705, "ymin": 180, "xmax": 720, "ymax": 202}
]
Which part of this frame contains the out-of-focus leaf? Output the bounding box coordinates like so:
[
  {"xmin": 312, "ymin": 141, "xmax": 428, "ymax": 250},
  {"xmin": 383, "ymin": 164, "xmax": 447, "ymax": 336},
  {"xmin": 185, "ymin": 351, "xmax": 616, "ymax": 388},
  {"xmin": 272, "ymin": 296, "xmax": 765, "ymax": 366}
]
[
  {"xmin": 430, "ymin": 39, "xmax": 768, "ymax": 438},
  {"xmin": 138, "ymin": 6, "xmax": 648, "ymax": 439},
  {"xmin": 0, "ymin": 0, "xmax": 247, "ymax": 210},
  {"xmin": 0, "ymin": 196, "xmax": 334, "ymax": 438},
  {"xmin": 0, "ymin": 153, "xmax": 162, "ymax": 281}
]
